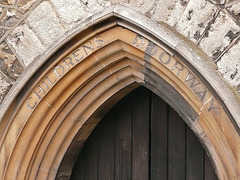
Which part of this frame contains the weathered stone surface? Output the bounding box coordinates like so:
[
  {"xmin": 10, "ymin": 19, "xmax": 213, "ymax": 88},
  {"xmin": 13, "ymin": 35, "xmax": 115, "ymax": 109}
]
[
  {"xmin": 0, "ymin": 72, "xmax": 11, "ymax": 104},
  {"xmin": 16, "ymin": 0, "xmax": 37, "ymax": 12},
  {"xmin": 226, "ymin": 0, "xmax": 240, "ymax": 18},
  {"xmin": 111, "ymin": 0, "xmax": 128, "ymax": 4},
  {"xmin": 82, "ymin": 0, "xmax": 111, "ymax": 15},
  {"xmin": 0, "ymin": 0, "xmax": 14, "ymax": 5},
  {"xmin": 6, "ymin": 23, "xmax": 46, "ymax": 66},
  {"xmin": 199, "ymin": 11, "xmax": 240, "ymax": 59},
  {"xmin": 95, "ymin": 0, "xmax": 111, "ymax": 7},
  {"xmin": 128, "ymin": 0, "xmax": 155, "ymax": 14},
  {"xmin": 0, "ymin": 28, "xmax": 5, "ymax": 38},
  {"xmin": 0, "ymin": 41, "xmax": 23, "ymax": 80},
  {"xmin": 217, "ymin": 41, "xmax": 240, "ymax": 93},
  {"xmin": 208, "ymin": 0, "xmax": 225, "ymax": 5},
  {"xmin": 26, "ymin": 1, "xmax": 65, "ymax": 46},
  {"xmin": 175, "ymin": 0, "xmax": 217, "ymax": 42},
  {"xmin": 161, "ymin": 0, "xmax": 189, "ymax": 27},
  {"xmin": 151, "ymin": 0, "xmax": 179, "ymax": 22},
  {"xmin": 0, "ymin": 8, "xmax": 22, "ymax": 27},
  {"xmin": 50, "ymin": 0, "xmax": 86, "ymax": 28},
  {"xmin": 0, "ymin": 6, "xmax": 3, "ymax": 17}
]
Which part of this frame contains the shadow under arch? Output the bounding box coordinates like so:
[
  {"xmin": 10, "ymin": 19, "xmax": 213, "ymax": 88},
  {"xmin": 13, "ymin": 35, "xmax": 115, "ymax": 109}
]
[{"xmin": 0, "ymin": 6, "xmax": 240, "ymax": 180}]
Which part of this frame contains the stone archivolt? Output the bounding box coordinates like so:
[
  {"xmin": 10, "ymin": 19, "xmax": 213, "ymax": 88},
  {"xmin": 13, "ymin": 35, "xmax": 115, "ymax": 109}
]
[
  {"xmin": 0, "ymin": 17, "xmax": 239, "ymax": 180},
  {"xmin": 0, "ymin": 1, "xmax": 240, "ymax": 180},
  {"xmin": 1, "ymin": 0, "xmax": 240, "ymax": 104}
]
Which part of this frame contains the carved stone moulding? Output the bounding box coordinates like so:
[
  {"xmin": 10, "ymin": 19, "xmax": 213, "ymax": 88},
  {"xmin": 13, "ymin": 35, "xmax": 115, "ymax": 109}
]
[{"xmin": 0, "ymin": 5, "xmax": 239, "ymax": 180}]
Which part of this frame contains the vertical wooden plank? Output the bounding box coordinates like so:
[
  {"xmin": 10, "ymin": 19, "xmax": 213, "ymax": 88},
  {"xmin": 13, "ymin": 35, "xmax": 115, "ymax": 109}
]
[
  {"xmin": 81, "ymin": 128, "xmax": 99, "ymax": 180},
  {"xmin": 98, "ymin": 110, "xmax": 115, "ymax": 180},
  {"xmin": 168, "ymin": 107, "xmax": 186, "ymax": 180},
  {"xmin": 132, "ymin": 87, "xmax": 150, "ymax": 180},
  {"xmin": 150, "ymin": 93, "xmax": 168, "ymax": 180},
  {"xmin": 186, "ymin": 126, "xmax": 204, "ymax": 180},
  {"xmin": 114, "ymin": 93, "xmax": 132, "ymax": 180},
  {"xmin": 70, "ymin": 87, "xmax": 219, "ymax": 180},
  {"xmin": 205, "ymin": 153, "xmax": 218, "ymax": 180}
]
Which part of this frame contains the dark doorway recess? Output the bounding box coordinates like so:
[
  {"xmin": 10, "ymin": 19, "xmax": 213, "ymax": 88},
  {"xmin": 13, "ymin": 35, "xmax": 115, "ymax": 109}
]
[{"xmin": 70, "ymin": 86, "xmax": 218, "ymax": 180}]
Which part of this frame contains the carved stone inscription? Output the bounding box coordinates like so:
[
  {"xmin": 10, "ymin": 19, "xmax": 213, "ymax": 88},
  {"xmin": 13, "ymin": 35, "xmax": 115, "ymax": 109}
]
[
  {"xmin": 133, "ymin": 34, "xmax": 220, "ymax": 114},
  {"xmin": 26, "ymin": 35, "xmax": 104, "ymax": 109},
  {"xmin": 26, "ymin": 27, "xmax": 219, "ymax": 116}
]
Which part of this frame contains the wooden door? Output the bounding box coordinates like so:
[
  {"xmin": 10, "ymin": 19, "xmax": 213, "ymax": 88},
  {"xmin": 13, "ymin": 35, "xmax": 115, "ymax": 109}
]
[{"xmin": 70, "ymin": 86, "xmax": 218, "ymax": 180}]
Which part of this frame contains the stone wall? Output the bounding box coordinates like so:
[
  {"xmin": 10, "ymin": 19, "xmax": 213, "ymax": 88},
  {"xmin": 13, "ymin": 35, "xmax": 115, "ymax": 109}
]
[{"xmin": 0, "ymin": 0, "xmax": 240, "ymax": 104}]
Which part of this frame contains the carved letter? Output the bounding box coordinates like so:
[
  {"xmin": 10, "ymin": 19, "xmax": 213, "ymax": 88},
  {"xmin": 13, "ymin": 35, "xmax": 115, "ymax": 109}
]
[
  {"xmin": 26, "ymin": 96, "xmax": 37, "ymax": 109},
  {"xmin": 33, "ymin": 85, "xmax": 46, "ymax": 100},
  {"xmin": 195, "ymin": 90, "xmax": 207, "ymax": 102},
  {"xmin": 63, "ymin": 56, "xmax": 75, "ymax": 70},
  {"xmin": 159, "ymin": 52, "xmax": 171, "ymax": 65},
  {"xmin": 208, "ymin": 98, "xmax": 220, "ymax": 112},
  {"xmin": 72, "ymin": 48, "xmax": 83, "ymax": 62},
  {"xmin": 133, "ymin": 34, "xmax": 145, "ymax": 47},
  {"xmin": 45, "ymin": 76, "xmax": 56, "ymax": 86},
  {"xmin": 144, "ymin": 41, "xmax": 158, "ymax": 62},
  {"xmin": 82, "ymin": 41, "xmax": 94, "ymax": 55},
  {"xmin": 94, "ymin": 35, "xmax": 104, "ymax": 48},
  {"xmin": 41, "ymin": 80, "xmax": 49, "ymax": 90},
  {"xmin": 171, "ymin": 61, "xmax": 184, "ymax": 76},
  {"xmin": 185, "ymin": 71, "xmax": 200, "ymax": 88},
  {"xmin": 54, "ymin": 65, "xmax": 65, "ymax": 78}
]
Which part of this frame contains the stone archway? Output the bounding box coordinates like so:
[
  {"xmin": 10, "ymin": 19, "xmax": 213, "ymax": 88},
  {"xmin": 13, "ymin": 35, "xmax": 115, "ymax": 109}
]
[{"xmin": 0, "ymin": 9, "xmax": 240, "ymax": 180}]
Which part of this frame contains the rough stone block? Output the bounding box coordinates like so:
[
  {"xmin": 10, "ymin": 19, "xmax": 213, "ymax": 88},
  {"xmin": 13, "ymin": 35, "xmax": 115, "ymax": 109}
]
[
  {"xmin": 0, "ymin": 72, "xmax": 11, "ymax": 104},
  {"xmin": 7, "ymin": 23, "xmax": 46, "ymax": 66},
  {"xmin": 50, "ymin": 0, "xmax": 86, "ymax": 28},
  {"xmin": 0, "ymin": 41, "xmax": 23, "ymax": 80},
  {"xmin": 0, "ymin": 0, "xmax": 14, "ymax": 5},
  {"xmin": 26, "ymin": 1, "xmax": 65, "ymax": 46},
  {"xmin": 16, "ymin": 0, "xmax": 37, "ymax": 12},
  {"xmin": 151, "ymin": 0, "xmax": 179, "ymax": 22},
  {"xmin": 0, "ymin": 28, "xmax": 5, "ymax": 39},
  {"xmin": 82, "ymin": 0, "xmax": 111, "ymax": 16},
  {"xmin": 129, "ymin": 0, "xmax": 156, "ymax": 14},
  {"xmin": 175, "ymin": 0, "xmax": 217, "ymax": 42},
  {"xmin": 199, "ymin": 11, "xmax": 240, "ymax": 59},
  {"xmin": 156, "ymin": 0, "xmax": 189, "ymax": 27},
  {"xmin": 94, "ymin": 0, "xmax": 111, "ymax": 8},
  {"xmin": 0, "ymin": 8, "xmax": 23, "ymax": 27},
  {"xmin": 226, "ymin": 0, "xmax": 240, "ymax": 17},
  {"xmin": 217, "ymin": 41, "xmax": 240, "ymax": 93}
]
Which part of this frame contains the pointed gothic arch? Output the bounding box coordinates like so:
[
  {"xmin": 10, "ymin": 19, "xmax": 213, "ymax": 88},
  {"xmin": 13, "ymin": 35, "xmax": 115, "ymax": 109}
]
[{"xmin": 0, "ymin": 6, "xmax": 240, "ymax": 180}]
